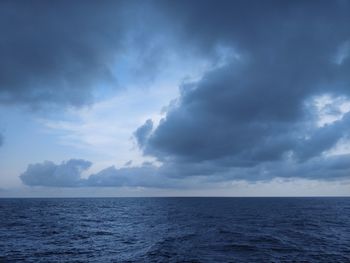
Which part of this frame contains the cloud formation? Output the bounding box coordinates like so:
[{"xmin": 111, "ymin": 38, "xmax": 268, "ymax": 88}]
[
  {"xmin": 20, "ymin": 159, "xmax": 175, "ymax": 188},
  {"xmin": 16, "ymin": 1, "xmax": 350, "ymax": 187},
  {"xmin": 20, "ymin": 153, "xmax": 350, "ymax": 188},
  {"xmin": 134, "ymin": 119, "xmax": 153, "ymax": 149},
  {"xmin": 0, "ymin": 1, "xmax": 119, "ymax": 107},
  {"xmin": 20, "ymin": 159, "xmax": 166, "ymax": 187},
  {"xmin": 0, "ymin": 0, "xmax": 173, "ymax": 109},
  {"xmin": 86, "ymin": 164, "xmax": 168, "ymax": 188},
  {"xmin": 20, "ymin": 159, "xmax": 92, "ymax": 187},
  {"xmin": 135, "ymin": 0, "xmax": 350, "ymax": 181}
]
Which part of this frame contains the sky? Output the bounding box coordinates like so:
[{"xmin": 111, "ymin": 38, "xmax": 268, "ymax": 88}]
[{"xmin": 1, "ymin": 0, "xmax": 350, "ymax": 197}]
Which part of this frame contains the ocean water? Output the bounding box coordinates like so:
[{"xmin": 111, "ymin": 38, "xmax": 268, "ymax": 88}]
[{"xmin": 0, "ymin": 197, "xmax": 349, "ymax": 262}]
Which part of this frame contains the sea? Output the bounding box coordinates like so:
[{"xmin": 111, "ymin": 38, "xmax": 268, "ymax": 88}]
[{"xmin": 0, "ymin": 197, "xmax": 349, "ymax": 262}]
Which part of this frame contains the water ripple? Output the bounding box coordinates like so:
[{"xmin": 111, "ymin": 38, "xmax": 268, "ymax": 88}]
[{"xmin": 0, "ymin": 197, "xmax": 349, "ymax": 262}]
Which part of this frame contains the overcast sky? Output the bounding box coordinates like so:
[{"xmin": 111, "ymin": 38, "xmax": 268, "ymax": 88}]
[{"xmin": 1, "ymin": 0, "xmax": 350, "ymax": 197}]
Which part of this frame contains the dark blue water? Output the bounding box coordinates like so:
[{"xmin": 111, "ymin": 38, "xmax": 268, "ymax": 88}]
[{"xmin": 0, "ymin": 197, "xmax": 349, "ymax": 262}]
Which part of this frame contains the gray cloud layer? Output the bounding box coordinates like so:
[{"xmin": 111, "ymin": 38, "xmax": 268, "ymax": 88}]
[
  {"xmin": 20, "ymin": 159, "xmax": 177, "ymax": 188},
  {"xmin": 20, "ymin": 153, "xmax": 350, "ymax": 188}
]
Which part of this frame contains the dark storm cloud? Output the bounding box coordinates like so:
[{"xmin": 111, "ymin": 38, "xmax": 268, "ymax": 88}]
[
  {"xmin": 294, "ymin": 113, "xmax": 350, "ymax": 161},
  {"xmin": 0, "ymin": 1, "xmax": 118, "ymax": 107},
  {"xmin": 136, "ymin": 0, "xmax": 350, "ymax": 180},
  {"xmin": 0, "ymin": 0, "xmax": 171, "ymax": 109}
]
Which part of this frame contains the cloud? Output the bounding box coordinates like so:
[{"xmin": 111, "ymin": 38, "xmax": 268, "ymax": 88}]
[
  {"xmin": 20, "ymin": 159, "xmax": 92, "ymax": 187},
  {"xmin": 0, "ymin": 1, "xmax": 119, "ymax": 108},
  {"xmin": 13, "ymin": 1, "xmax": 350, "ymax": 187},
  {"xmin": 134, "ymin": 119, "xmax": 153, "ymax": 149},
  {"xmin": 222, "ymin": 154, "xmax": 350, "ymax": 182},
  {"xmin": 20, "ymin": 159, "xmax": 175, "ymax": 188},
  {"xmin": 86, "ymin": 163, "xmax": 168, "ymax": 188},
  {"xmin": 20, "ymin": 153, "xmax": 350, "ymax": 188},
  {"xmin": 0, "ymin": 0, "xmax": 176, "ymax": 109},
  {"xmin": 134, "ymin": 0, "xmax": 350, "ymax": 181}
]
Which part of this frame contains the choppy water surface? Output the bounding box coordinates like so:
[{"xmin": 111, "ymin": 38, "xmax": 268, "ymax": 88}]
[{"xmin": 0, "ymin": 197, "xmax": 349, "ymax": 262}]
